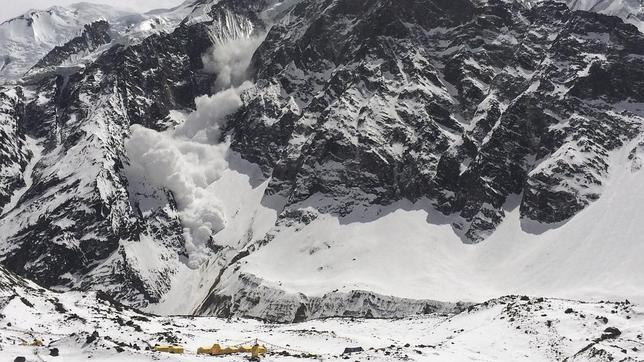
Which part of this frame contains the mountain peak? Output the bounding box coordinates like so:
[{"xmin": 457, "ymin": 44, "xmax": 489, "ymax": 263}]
[{"xmin": 0, "ymin": 3, "xmax": 132, "ymax": 82}]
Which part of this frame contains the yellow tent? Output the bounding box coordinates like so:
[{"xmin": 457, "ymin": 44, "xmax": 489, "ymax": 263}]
[
  {"xmin": 251, "ymin": 344, "xmax": 267, "ymax": 357},
  {"xmin": 20, "ymin": 339, "xmax": 44, "ymax": 347},
  {"xmin": 153, "ymin": 345, "xmax": 184, "ymax": 354},
  {"xmin": 197, "ymin": 343, "xmax": 266, "ymax": 356}
]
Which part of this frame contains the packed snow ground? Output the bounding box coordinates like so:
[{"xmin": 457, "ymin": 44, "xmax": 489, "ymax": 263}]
[{"xmin": 1, "ymin": 271, "xmax": 643, "ymax": 361}]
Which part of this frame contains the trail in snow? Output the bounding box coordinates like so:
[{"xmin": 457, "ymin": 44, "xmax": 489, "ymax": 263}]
[{"xmin": 1, "ymin": 136, "xmax": 43, "ymax": 216}]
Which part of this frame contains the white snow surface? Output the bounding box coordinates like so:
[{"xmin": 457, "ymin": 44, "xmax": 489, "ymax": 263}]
[{"xmin": 1, "ymin": 270, "xmax": 642, "ymax": 361}]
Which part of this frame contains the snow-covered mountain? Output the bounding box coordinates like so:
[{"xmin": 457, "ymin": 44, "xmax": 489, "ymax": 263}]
[
  {"xmin": 0, "ymin": 0, "xmax": 643, "ymax": 336},
  {"xmin": 0, "ymin": 1, "xmax": 210, "ymax": 83},
  {"xmin": 0, "ymin": 3, "xmax": 134, "ymax": 82}
]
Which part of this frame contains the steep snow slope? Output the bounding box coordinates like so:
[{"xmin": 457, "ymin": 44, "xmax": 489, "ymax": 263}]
[{"xmin": 116, "ymin": 0, "xmax": 213, "ymax": 42}]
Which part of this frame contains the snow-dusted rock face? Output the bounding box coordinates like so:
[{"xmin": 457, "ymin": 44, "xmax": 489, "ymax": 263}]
[
  {"xmin": 0, "ymin": 1, "xmax": 229, "ymax": 306},
  {"xmin": 566, "ymin": 0, "xmax": 644, "ymax": 32},
  {"xmin": 0, "ymin": 88, "xmax": 30, "ymax": 211},
  {"xmin": 519, "ymin": 0, "xmax": 644, "ymax": 32},
  {"xmin": 227, "ymin": 0, "xmax": 644, "ymax": 242},
  {"xmin": 27, "ymin": 20, "xmax": 112, "ymax": 77},
  {"xmin": 0, "ymin": 0, "xmax": 282, "ymax": 310},
  {"xmin": 0, "ymin": 0, "xmax": 643, "ymax": 323},
  {"xmin": 201, "ymin": 0, "xmax": 644, "ymax": 317}
]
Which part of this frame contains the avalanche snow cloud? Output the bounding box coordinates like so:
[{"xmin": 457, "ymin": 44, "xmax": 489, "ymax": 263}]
[
  {"xmin": 202, "ymin": 34, "xmax": 266, "ymax": 91},
  {"xmin": 126, "ymin": 32, "xmax": 260, "ymax": 268}
]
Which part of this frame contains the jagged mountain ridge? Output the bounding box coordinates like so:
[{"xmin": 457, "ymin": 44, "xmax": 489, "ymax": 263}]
[
  {"xmin": 0, "ymin": 0, "xmax": 642, "ymax": 322},
  {"xmin": 517, "ymin": 0, "xmax": 644, "ymax": 31}
]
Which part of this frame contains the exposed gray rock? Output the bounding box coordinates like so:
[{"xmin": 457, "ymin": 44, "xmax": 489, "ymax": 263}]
[{"xmin": 0, "ymin": 88, "xmax": 30, "ymax": 211}]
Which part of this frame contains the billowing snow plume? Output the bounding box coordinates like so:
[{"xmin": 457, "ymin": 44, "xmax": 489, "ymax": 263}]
[
  {"xmin": 175, "ymin": 86, "xmax": 248, "ymax": 143},
  {"xmin": 126, "ymin": 30, "xmax": 262, "ymax": 268},
  {"xmin": 202, "ymin": 34, "xmax": 266, "ymax": 90}
]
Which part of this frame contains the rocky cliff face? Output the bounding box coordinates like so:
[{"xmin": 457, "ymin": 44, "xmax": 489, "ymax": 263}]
[
  {"xmin": 0, "ymin": 88, "xmax": 30, "ymax": 211},
  {"xmin": 565, "ymin": 0, "xmax": 644, "ymax": 32},
  {"xmin": 227, "ymin": 0, "xmax": 643, "ymax": 242},
  {"xmin": 0, "ymin": 1, "xmax": 225, "ymax": 305},
  {"xmin": 183, "ymin": 0, "xmax": 644, "ymax": 321},
  {"xmin": 0, "ymin": 0, "xmax": 643, "ymax": 322},
  {"xmin": 27, "ymin": 20, "xmax": 112, "ymax": 76}
]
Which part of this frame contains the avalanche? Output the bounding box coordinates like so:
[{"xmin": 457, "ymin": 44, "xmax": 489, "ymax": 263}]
[
  {"xmin": 0, "ymin": 3, "xmax": 643, "ymax": 361},
  {"xmin": 126, "ymin": 85, "xmax": 249, "ymax": 269}
]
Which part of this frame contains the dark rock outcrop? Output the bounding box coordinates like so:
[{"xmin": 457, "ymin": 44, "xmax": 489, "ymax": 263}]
[{"xmin": 31, "ymin": 20, "xmax": 113, "ymax": 72}]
